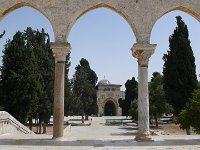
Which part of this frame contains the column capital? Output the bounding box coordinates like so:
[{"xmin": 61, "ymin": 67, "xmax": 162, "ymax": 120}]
[
  {"xmin": 51, "ymin": 42, "xmax": 71, "ymax": 63},
  {"xmin": 131, "ymin": 43, "xmax": 156, "ymax": 67}
]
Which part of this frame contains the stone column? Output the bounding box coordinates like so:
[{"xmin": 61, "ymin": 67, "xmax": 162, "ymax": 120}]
[
  {"xmin": 131, "ymin": 43, "xmax": 156, "ymax": 141},
  {"xmin": 51, "ymin": 42, "xmax": 71, "ymax": 140}
]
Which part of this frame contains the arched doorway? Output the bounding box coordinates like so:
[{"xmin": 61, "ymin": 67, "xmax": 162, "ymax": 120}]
[{"xmin": 104, "ymin": 100, "xmax": 116, "ymax": 116}]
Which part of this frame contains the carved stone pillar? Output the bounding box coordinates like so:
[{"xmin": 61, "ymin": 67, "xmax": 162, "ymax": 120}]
[
  {"xmin": 51, "ymin": 42, "xmax": 71, "ymax": 140},
  {"xmin": 131, "ymin": 43, "xmax": 156, "ymax": 141}
]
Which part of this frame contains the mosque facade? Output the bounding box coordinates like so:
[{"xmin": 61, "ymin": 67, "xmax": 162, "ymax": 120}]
[{"xmin": 96, "ymin": 79, "xmax": 124, "ymax": 116}]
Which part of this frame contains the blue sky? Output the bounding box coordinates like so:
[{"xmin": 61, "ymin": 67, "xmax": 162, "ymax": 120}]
[{"xmin": 0, "ymin": 7, "xmax": 200, "ymax": 90}]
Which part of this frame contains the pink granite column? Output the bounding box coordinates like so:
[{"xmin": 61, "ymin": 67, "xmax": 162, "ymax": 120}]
[
  {"xmin": 131, "ymin": 44, "xmax": 156, "ymax": 141},
  {"xmin": 51, "ymin": 42, "xmax": 71, "ymax": 140}
]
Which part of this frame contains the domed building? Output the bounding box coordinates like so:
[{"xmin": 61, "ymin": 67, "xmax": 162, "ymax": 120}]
[{"xmin": 96, "ymin": 79, "xmax": 124, "ymax": 116}]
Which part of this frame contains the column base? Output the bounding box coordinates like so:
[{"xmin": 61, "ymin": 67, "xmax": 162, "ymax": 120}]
[
  {"xmin": 135, "ymin": 132, "xmax": 153, "ymax": 142},
  {"xmin": 52, "ymin": 136, "xmax": 64, "ymax": 141}
]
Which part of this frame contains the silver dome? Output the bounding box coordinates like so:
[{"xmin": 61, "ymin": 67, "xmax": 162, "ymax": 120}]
[{"xmin": 98, "ymin": 79, "xmax": 111, "ymax": 85}]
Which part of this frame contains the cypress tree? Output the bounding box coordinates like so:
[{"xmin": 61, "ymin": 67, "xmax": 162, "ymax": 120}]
[
  {"xmin": 0, "ymin": 30, "xmax": 5, "ymax": 110},
  {"xmin": 24, "ymin": 28, "xmax": 54, "ymax": 133},
  {"xmin": 0, "ymin": 28, "xmax": 54, "ymax": 130},
  {"xmin": 124, "ymin": 77, "xmax": 138, "ymax": 116},
  {"xmin": 1, "ymin": 31, "xmax": 41, "ymax": 123},
  {"xmin": 64, "ymin": 53, "xmax": 72, "ymax": 116},
  {"xmin": 163, "ymin": 16, "xmax": 197, "ymax": 116}
]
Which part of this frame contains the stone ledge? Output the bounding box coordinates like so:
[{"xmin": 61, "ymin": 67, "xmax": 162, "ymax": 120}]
[{"xmin": 0, "ymin": 111, "xmax": 35, "ymax": 135}]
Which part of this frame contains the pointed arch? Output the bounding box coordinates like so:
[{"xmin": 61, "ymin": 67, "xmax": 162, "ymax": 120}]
[
  {"xmin": 68, "ymin": 3, "xmax": 138, "ymax": 41},
  {"xmin": 150, "ymin": 6, "xmax": 200, "ymax": 37},
  {"xmin": 103, "ymin": 98, "xmax": 118, "ymax": 110},
  {"xmin": 104, "ymin": 100, "xmax": 116, "ymax": 116},
  {"xmin": 163, "ymin": 6, "xmax": 200, "ymax": 21},
  {"xmin": 0, "ymin": 2, "xmax": 55, "ymax": 40}
]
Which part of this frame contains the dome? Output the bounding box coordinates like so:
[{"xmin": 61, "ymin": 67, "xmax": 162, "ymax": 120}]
[{"xmin": 98, "ymin": 79, "xmax": 111, "ymax": 85}]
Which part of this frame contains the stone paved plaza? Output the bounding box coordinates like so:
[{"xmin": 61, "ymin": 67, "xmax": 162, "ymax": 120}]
[{"xmin": 0, "ymin": 116, "xmax": 200, "ymax": 150}]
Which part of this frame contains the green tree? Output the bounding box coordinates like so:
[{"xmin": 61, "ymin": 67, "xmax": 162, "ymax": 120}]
[
  {"xmin": 0, "ymin": 73, "xmax": 2, "ymax": 111},
  {"xmin": 0, "ymin": 30, "xmax": 5, "ymax": 110},
  {"xmin": 72, "ymin": 58, "xmax": 98, "ymax": 122},
  {"xmin": 0, "ymin": 28, "xmax": 54, "ymax": 133},
  {"xmin": 124, "ymin": 77, "xmax": 138, "ymax": 116},
  {"xmin": 149, "ymin": 72, "xmax": 171, "ymax": 127},
  {"xmin": 0, "ymin": 31, "xmax": 41, "ymax": 124},
  {"xmin": 64, "ymin": 53, "xmax": 82, "ymax": 116},
  {"xmin": 118, "ymin": 98, "xmax": 126, "ymax": 115},
  {"xmin": 177, "ymin": 89, "xmax": 200, "ymax": 134},
  {"xmin": 24, "ymin": 28, "xmax": 54, "ymax": 133},
  {"xmin": 163, "ymin": 16, "xmax": 197, "ymax": 116},
  {"xmin": 64, "ymin": 53, "xmax": 72, "ymax": 116},
  {"xmin": 0, "ymin": 82, "xmax": 2, "ymax": 111},
  {"xmin": 129, "ymin": 99, "xmax": 138, "ymax": 121}
]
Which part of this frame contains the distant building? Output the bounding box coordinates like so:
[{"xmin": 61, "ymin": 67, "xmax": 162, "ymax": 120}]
[{"xmin": 96, "ymin": 79, "xmax": 124, "ymax": 116}]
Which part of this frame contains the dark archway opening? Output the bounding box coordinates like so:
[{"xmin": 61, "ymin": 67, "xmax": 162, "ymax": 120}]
[{"xmin": 104, "ymin": 101, "xmax": 116, "ymax": 116}]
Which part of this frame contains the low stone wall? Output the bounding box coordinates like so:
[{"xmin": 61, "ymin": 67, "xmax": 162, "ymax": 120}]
[{"xmin": 0, "ymin": 111, "xmax": 35, "ymax": 135}]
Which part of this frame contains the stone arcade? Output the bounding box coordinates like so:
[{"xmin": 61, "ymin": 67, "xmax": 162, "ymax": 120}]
[{"xmin": 1, "ymin": 0, "xmax": 200, "ymax": 141}]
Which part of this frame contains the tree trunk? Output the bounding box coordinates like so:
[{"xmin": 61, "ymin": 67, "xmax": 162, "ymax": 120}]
[
  {"xmin": 28, "ymin": 117, "xmax": 33, "ymax": 131},
  {"xmin": 39, "ymin": 121, "xmax": 42, "ymax": 134},
  {"xmin": 36, "ymin": 118, "xmax": 39, "ymax": 134},
  {"xmin": 42, "ymin": 123, "xmax": 47, "ymax": 134},
  {"xmin": 154, "ymin": 113, "xmax": 158, "ymax": 128},
  {"xmin": 172, "ymin": 110, "xmax": 176, "ymax": 123},
  {"xmin": 85, "ymin": 115, "xmax": 88, "ymax": 120},
  {"xmin": 186, "ymin": 128, "xmax": 191, "ymax": 135},
  {"xmin": 82, "ymin": 115, "xmax": 84, "ymax": 124}
]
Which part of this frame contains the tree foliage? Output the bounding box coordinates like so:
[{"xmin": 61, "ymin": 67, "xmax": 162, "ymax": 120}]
[
  {"xmin": 72, "ymin": 58, "xmax": 98, "ymax": 118},
  {"xmin": 122, "ymin": 77, "xmax": 138, "ymax": 116},
  {"xmin": 0, "ymin": 28, "xmax": 54, "ymax": 127},
  {"xmin": 64, "ymin": 53, "xmax": 83, "ymax": 116},
  {"xmin": 129, "ymin": 99, "xmax": 138, "ymax": 121},
  {"xmin": 25, "ymin": 28, "xmax": 54, "ymax": 125},
  {"xmin": 1, "ymin": 31, "xmax": 41, "ymax": 123},
  {"xmin": 149, "ymin": 72, "xmax": 172, "ymax": 127},
  {"xmin": 0, "ymin": 30, "xmax": 6, "ymax": 110},
  {"xmin": 177, "ymin": 89, "xmax": 200, "ymax": 134},
  {"xmin": 163, "ymin": 16, "xmax": 197, "ymax": 116}
]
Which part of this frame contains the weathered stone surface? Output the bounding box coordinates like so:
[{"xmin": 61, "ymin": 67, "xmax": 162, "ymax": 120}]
[
  {"xmin": 132, "ymin": 44, "xmax": 156, "ymax": 141},
  {"xmin": 0, "ymin": 111, "xmax": 35, "ymax": 135},
  {"xmin": 51, "ymin": 42, "xmax": 71, "ymax": 63},
  {"xmin": 0, "ymin": 0, "xmax": 199, "ymax": 43},
  {"xmin": 97, "ymin": 79, "xmax": 123, "ymax": 116},
  {"xmin": 53, "ymin": 62, "xmax": 65, "ymax": 139},
  {"xmin": 51, "ymin": 42, "xmax": 70, "ymax": 139},
  {"xmin": 131, "ymin": 43, "xmax": 156, "ymax": 67}
]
